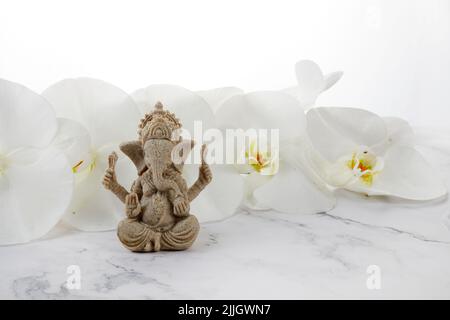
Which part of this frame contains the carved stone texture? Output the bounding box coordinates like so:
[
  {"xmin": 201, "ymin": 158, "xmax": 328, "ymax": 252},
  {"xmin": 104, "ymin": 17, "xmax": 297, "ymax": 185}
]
[{"xmin": 102, "ymin": 102, "xmax": 212, "ymax": 252}]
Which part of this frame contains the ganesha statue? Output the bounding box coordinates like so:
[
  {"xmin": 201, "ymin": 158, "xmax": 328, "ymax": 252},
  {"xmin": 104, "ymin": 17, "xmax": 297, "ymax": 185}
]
[{"xmin": 102, "ymin": 102, "xmax": 212, "ymax": 252}]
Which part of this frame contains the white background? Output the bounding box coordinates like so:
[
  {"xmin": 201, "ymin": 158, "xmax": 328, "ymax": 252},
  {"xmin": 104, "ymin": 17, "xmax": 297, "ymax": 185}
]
[{"xmin": 1, "ymin": 0, "xmax": 449, "ymax": 127}]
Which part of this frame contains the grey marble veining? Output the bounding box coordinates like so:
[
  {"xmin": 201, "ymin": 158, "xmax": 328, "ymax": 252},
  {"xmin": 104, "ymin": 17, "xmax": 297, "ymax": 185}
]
[{"xmin": 1, "ymin": 191, "xmax": 450, "ymax": 299}]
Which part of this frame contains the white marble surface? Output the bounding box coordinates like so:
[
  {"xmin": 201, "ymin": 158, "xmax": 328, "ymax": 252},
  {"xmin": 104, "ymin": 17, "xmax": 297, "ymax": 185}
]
[{"xmin": 1, "ymin": 188, "xmax": 450, "ymax": 299}]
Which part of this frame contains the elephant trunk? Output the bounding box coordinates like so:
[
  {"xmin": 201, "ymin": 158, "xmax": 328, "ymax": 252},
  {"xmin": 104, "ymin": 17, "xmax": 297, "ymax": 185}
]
[{"xmin": 149, "ymin": 151, "xmax": 183, "ymax": 198}]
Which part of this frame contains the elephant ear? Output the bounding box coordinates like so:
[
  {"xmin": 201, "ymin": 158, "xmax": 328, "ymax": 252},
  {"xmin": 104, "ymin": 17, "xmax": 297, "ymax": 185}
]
[
  {"xmin": 119, "ymin": 140, "xmax": 147, "ymax": 175},
  {"xmin": 172, "ymin": 139, "xmax": 195, "ymax": 173}
]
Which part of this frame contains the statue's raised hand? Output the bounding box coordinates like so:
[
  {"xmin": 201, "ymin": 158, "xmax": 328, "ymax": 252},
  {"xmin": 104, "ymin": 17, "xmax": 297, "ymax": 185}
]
[
  {"xmin": 103, "ymin": 152, "xmax": 118, "ymax": 190},
  {"xmin": 199, "ymin": 144, "xmax": 212, "ymax": 185},
  {"xmin": 125, "ymin": 192, "xmax": 141, "ymax": 219}
]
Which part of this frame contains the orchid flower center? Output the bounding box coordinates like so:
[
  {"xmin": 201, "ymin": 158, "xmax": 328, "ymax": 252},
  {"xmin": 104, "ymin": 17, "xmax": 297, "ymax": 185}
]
[
  {"xmin": 71, "ymin": 160, "xmax": 84, "ymax": 173},
  {"xmin": 245, "ymin": 140, "xmax": 279, "ymax": 176},
  {"xmin": 346, "ymin": 148, "xmax": 384, "ymax": 186},
  {"xmin": 71, "ymin": 151, "xmax": 97, "ymax": 176}
]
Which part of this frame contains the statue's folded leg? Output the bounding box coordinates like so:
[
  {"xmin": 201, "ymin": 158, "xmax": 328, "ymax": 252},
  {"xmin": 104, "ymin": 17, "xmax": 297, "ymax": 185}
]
[
  {"xmin": 117, "ymin": 218, "xmax": 161, "ymax": 252},
  {"xmin": 117, "ymin": 215, "xmax": 199, "ymax": 252},
  {"xmin": 160, "ymin": 215, "xmax": 200, "ymax": 251}
]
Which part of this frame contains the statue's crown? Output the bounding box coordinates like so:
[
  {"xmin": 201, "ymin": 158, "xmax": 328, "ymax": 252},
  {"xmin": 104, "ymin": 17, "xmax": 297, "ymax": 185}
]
[{"xmin": 139, "ymin": 102, "xmax": 182, "ymax": 141}]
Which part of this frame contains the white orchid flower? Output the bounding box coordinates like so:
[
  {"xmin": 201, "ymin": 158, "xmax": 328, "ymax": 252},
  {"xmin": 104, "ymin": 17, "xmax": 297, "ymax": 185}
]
[
  {"xmin": 131, "ymin": 84, "xmax": 245, "ymax": 222},
  {"xmin": 42, "ymin": 78, "xmax": 141, "ymax": 231},
  {"xmin": 0, "ymin": 79, "xmax": 73, "ymax": 245},
  {"xmin": 284, "ymin": 60, "xmax": 343, "ymax": 109},
  {"xmin": 215, "ymin": 90, "xmax": 336, "ymax": 214},
  {"xmin": 305, "ymin": 107, "xmax": 447, "ymax": 200},
  {"xmin": 196, "ymin": 87, "xmax": 244, "ymax": 113}
]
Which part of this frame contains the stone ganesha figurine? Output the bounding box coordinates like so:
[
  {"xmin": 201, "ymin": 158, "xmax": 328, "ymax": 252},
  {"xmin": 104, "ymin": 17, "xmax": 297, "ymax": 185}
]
[{"xmin": 102, "ymin": 102, "xmax": 212, "ymax": 252}]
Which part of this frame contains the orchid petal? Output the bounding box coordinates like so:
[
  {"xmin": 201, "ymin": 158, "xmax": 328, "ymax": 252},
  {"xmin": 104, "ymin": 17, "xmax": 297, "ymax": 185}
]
[
  {"xmin": 0, "ymin": 147, "xmax": 73, "ymax": 245},
  {"xmin": 253, "ymin": 161, "xmax": 336, "ymax": 214},
  {"xmin": 284, "ymin": 62, "xmax": 342, "ymax": 108},
  {"xmin": 52, "ymin": 118, "xmax": 92, "ymax": 172},
  {"xmin": 383, "ymin": 117, "xmax": 415, "ymax": 148},
  {"xmin": 282, "ymin": 60, "xmax": 325, "ymax": 107},
  {"xmin": 306, "ymin": 107, "xmax": 387, "ymax": 162},
  {"xmin": 0, "ymin": 79, "xmax": 57, "ymax": 152},
  {"xmin": 184, "ymin": 163, "xmax": 245, "ymax": 222},
  {"xmin": 280, "ymin": 137, "xmax": 332, "ymax": 189},
  {"xmin": 295, "ymin": 60, "xmax": 325, "ymax": 96},
  {"xmin": 6, "ymin": 148, "xmax": 41, "ymax": 166},
  {"xmin": 323, "ymin": 71, "xmax": 344, "ymax": 91},
  {"xmin": 216, "ymin": 91, "xmax": 306, "ymax": 141},
  {"xmin": 42, "ymin": 78, "xmax": 141, "ymax": 148},
  {"xmin": 347, "ymin": 146, "xmax": 447, "ymax": 200},
  {"xmin": 242, "ymin": 172, "xmax": 272, "ymax": 210},
  {"xmin": 62, "ymin": 145, "xmax": 135, "ymax": 231},
  {"xmin": 196, "ymin": 87, "xmax": 244, "ymax": 113},
  {"xmin": 324, "ymin": 157, "xmax": 359, "ymax": 187}
]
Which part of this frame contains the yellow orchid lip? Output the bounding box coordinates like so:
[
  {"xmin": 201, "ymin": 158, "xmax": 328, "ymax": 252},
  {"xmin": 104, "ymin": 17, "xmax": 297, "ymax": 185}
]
[
  {"xmin": 248, "ymin": 152, "xmax": 270, "ymax": 172},
  {"xmin": 71, "ymin": 154, "xmax": 97, "ymax": 175},
  {"xmin": 346, "ymin": 149, "xmax": 383, "ymax": 186},
  {"xmin": 72, "ymin": 160, "xmax": 84, "ymax": 173},
  {"xmin": 245, "ymin": 139, "xmax": 279, "ymax": 175}
]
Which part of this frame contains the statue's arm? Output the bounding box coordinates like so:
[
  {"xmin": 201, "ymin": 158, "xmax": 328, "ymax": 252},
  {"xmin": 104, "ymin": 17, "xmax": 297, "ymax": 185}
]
[
  {"xmin": 188, "ymin": 165, "xmax": 212, "ymax": 201},
  {"xmin": 102, "ymin": 152, "xmax": 131, "ymax": 204},
  {"xmin": 111, "ymin": 183, "xmax": 130, "ymax": 204},
  {"xmin": 188, "ymin": 145, "xmax": 212, "ymax": 202},
  {"xmin": 103, "ymin": 170, "xmax": 130, "ymax": 204}
]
